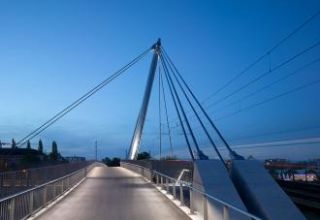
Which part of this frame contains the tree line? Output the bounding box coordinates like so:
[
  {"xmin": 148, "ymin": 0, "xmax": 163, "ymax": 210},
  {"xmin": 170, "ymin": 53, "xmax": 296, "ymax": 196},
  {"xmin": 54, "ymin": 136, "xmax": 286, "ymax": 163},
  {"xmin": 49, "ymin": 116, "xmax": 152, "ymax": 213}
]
[{"xmin": 0, "ymin": 138, "xmax": 62, "ymax": 161}]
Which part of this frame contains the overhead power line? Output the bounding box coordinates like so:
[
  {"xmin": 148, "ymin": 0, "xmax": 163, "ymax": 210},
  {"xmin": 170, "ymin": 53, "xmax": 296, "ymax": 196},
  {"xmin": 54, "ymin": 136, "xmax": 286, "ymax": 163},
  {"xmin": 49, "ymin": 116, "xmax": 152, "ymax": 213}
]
[
  {"xmin": 163, "ymin": 10, "xmax": 320, "ymax": 126},
  {"xmin": 229, "ymin": 137, "xmax": 320, "ymax": 150},
  {"xmin": 206, "ymin": 39, "xmax": 320, "ymax": 109},
  {"xmin": 212, "ymin": 57, "xmax": 320, "ymax": 114},
  {"xmin": 171, "ymin": 77, "xmax": 320, "ymax": 133},
  {"xmin": 169, "ymin": 55, "xmax": 320, "ymax": 127},
  {"xmin": 202, "ymin": 9, "xmax": 320, "ymax": 103},
  {"xmin": 228, "ymin": 125, "xmax": 320, "ymax": 143},
  {"xmin": 215, "ymin": 78, "xmax": 320, "ymax": 122}
]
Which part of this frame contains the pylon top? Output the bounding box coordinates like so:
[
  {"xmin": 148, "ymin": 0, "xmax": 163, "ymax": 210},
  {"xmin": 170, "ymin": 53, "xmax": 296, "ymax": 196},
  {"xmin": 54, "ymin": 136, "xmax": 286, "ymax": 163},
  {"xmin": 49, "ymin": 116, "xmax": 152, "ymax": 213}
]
[{"xmin": 151, "ymin": 38, "xmax": 161, "ymax": 50}]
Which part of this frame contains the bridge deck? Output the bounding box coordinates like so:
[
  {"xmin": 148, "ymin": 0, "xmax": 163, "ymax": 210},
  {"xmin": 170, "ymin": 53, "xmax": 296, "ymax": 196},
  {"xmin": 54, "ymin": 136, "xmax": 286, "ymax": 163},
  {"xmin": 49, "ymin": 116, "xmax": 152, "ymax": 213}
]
[{"xmin": 37, "ymin": 165, "xmax": 188, "ymax": 220}]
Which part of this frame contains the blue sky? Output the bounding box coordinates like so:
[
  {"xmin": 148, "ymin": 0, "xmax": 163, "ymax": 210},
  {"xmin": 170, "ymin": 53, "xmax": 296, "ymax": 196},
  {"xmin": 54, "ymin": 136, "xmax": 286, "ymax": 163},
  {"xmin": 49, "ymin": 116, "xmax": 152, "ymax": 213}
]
[{"xmin": 0, "ymin": 0, "xmax": 319, "ymax": 160}]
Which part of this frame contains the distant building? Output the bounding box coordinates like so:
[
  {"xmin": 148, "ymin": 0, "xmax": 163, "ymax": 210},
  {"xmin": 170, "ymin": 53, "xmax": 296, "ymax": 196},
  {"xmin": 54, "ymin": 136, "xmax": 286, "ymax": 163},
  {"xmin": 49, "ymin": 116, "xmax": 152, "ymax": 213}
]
[
  {"xmin": 65, "ymin": 156, "xmax": 86, "ymax": 163},
  {"xmin": 266, "ymin": 158, "xmax": 319, "ymax": 182},
  {"xmin": 265, "ymin": 159, "xmax": 307, "ymax": 169},
  {"xmin": 311, "ymin": 158, "xmax": 320, "ymax": 176},
  {"xmin": 293, "ymin": 172, "xmax": 318, "ymax": 182},
  {"xmin": 275, "ymin": 169, "xmax": 317, "ymax": 182}
]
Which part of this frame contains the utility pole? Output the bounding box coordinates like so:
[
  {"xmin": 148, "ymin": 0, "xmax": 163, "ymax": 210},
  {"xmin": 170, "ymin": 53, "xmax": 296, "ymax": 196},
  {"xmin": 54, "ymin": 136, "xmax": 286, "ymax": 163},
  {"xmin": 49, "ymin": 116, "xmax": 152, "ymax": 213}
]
[{"xmin": 95, "ymin": 140, "xmax": 97, "ymax": 161}]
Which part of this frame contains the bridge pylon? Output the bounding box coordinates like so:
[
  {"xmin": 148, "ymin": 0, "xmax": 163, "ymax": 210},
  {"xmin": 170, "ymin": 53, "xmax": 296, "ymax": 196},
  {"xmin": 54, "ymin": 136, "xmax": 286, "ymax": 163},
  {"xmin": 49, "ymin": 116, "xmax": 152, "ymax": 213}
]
[{"xmin": 128, "ymin": 39, "xmax": 161, "ymax": 160}]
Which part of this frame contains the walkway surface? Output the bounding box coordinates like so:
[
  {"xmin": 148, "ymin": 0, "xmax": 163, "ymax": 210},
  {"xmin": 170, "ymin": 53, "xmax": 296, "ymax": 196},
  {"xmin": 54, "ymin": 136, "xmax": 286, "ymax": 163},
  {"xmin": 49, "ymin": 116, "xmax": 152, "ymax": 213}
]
[{"xmin": 37, "ymin": 165, "xmax": 188, "ymax": 220}]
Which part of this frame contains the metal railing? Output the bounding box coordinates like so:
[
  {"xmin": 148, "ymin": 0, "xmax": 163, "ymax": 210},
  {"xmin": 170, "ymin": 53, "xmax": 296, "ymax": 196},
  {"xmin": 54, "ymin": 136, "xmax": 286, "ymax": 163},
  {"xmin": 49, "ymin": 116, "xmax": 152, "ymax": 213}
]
[
  {"xmin": 121, "ymin": 162, "xmax": 152, "ymax": 180},
  {"xmin": 121, "ymin": 162, "xmax": 262, "ymax": 220},
  {"xmin": 0, "ymin": 162, "xmax": 91, "ymax": 198},
  {"xmin": 0, "ymin": 163, "xmax": 96, "ymax": 220}
]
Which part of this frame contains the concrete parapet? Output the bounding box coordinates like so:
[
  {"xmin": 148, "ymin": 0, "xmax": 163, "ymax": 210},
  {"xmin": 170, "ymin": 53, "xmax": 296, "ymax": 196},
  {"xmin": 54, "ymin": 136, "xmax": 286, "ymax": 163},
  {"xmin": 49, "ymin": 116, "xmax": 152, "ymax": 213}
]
[
  {"xmin": 192, "ymin": 160, "xmax": 249, "ymax": 220},
  {"xmin": 230, "ymin": 160, "xmax": 305, "ymax": 220}
]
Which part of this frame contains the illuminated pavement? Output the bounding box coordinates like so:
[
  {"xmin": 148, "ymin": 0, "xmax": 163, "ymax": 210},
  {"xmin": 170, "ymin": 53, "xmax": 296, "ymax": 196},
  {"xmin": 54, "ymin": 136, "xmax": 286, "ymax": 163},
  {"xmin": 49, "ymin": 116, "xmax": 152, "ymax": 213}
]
[{"xmin": 37, "ymin": 166, "xmax": 188, "ymax": 220}]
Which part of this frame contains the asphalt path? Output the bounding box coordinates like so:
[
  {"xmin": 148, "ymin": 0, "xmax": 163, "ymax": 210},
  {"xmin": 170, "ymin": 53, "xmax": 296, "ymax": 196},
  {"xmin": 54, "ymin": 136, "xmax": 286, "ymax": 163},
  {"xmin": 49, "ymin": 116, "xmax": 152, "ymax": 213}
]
[{"xmin": 37, "ymin": 165, "xmax": 188, "ymax": 220}]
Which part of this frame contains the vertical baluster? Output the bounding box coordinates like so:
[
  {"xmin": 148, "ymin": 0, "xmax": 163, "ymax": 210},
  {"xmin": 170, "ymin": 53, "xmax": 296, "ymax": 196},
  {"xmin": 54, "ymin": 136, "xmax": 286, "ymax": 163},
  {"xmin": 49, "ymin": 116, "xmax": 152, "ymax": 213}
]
[
  {"xmin": 161, "ymin": 176, "xmax": 164, "ymax": 189},
  {"xmin": 26, "ymin": 171, "xmax": 29, "ymax": 187},
  {"xmin": 223, "ymin": 205, "xmax": 229, "ymax": 220},
  {"xmin": 53, "ymin": 183, "xmax": 56, "ymax": 199},
  {"xmin": 156, "ymin": 174, "xmax": 159, "ymax": 186},
  {"xmin": 67, "ymin": 176, "xmax": 70, "ymax": 189},
  {"xmin": 173, "ymin": 181, "xmax": 176, "ymax": 199},
  {"xmin": 62, "ymin": 180, "xmax": 64, "ymax": 193},
  {"xmin": 43, "ymin": 187, "xmax": 47, "ymax": 205},
  {"xmin": 166, "ymin": 178, "xmax": 169, "ymax": 193},
  {"xmin": 180, "ymin": 182, "xmax": 184, "ymax": 206},
  {"xmin": 29, "ymin": 191, "xmax": 34, "ymax": 214},
  {"xmin": 189, "ymin": 188, "xmax": 194, "ymax": 214},
  {"xmin": 9, "ymin": 198, "xmax": 15, "ymax": 220},
  {"xmin": 203, "ymin": 196, "xmax": 208, "ymax": 220}
]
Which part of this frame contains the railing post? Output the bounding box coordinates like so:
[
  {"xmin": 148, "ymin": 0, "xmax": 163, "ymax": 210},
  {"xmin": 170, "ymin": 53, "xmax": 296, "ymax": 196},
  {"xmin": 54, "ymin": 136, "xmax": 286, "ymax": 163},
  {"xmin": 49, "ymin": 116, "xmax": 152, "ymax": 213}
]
[
  {"xmin": 43, "ymin": 186, "xmax": 47, "ymax": 205},
  {"xmin": 20, "ymin": 171, "xmax": 23, "ymax": 186},
  {"xmin": 180, "ymin": 182, "xmax": 184, "ymax": 206},
  {"xmin": 53, "ymin": 183, "xmax": 56, "ymax": 198},
  {"xmin": 223, "ymin": 205, "xmax": 230, "ymax": 220},
  {"xmin": 0, "ymin": 173, "xmax": 3, "ymax": 188},
  {"xmin": 203, "ymin": 196, "xmax": 208, "ymax": 220},
  {"xmin": 173, "ymin": 181, "xmax": 176, "ymax": 199},
  {"xmin": 26, "ymin": 171, "xmax": 30, "ymax": 187},
  {"xmin": 29, "ymin": 191, "xmax": 34, "ymax": 214},
  {"xmin": 62, "ymin": 179, "xmax": 65, "ymax": 192},
  {"xmin": 27, "ymin": 170, "xmax": 32, "ymax": 186},
  {"xmin": 166, "ymin": 178, "xmax": 169, "ymax": 193},
  {"xmin": 156, "ymin": 174, "xmax": 159, "ymax": 186},
  {"xmin": 66, "ymin": 176, "xmax": 70, "ymax": 190},
  {"xmin": 161, "ymin": 176, "xmax": 164, "ymax": 189},
  {"xmin": 189, "ymin": 188, "xmax": 194, "ymax": 214},
  {"xmin": 9, "ymin": 198, "xmax": 15, "ymax": 220}
]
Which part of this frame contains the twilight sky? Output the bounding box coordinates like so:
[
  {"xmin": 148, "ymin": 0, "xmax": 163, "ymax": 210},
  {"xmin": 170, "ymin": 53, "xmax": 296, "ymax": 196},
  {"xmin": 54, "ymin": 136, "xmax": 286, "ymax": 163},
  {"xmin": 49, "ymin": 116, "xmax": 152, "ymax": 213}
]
[{"xmin": 0, "ymin": 0, "xmax": 319, "ymax": 160}]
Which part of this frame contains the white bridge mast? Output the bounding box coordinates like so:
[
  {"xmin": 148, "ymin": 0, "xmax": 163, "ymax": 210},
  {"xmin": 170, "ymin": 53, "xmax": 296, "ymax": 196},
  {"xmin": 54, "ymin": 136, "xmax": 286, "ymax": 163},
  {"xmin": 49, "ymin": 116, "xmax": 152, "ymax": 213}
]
[{"xmin": 128, "ymin": 39, "xmax": 161, "ymax": 160}]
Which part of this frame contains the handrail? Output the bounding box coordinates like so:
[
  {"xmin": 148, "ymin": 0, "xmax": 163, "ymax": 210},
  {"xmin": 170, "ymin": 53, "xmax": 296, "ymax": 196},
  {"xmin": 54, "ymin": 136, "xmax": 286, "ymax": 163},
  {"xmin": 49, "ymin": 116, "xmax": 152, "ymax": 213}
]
[
  {"xmin": 0, "ymin": 161, "xmax": 89, "ymax": 175},
  {"xmin": 0, "ymin": 162, "xmax": 92, "ymax": 203},
  {"xmin": 153, "ymin": 170, "xmax": 262, "ymax": 219},
  {"xmin": 0, "ymin": 161, "xmax": 91, "ymax": 199},
  {"xmin": 121, "ymin": 162, "xmax": 262, "ymax": 220},
  {"xmin": 0, "ymin": 162, "xmax": 96, "ymax": 220},
  {"xmin": 152, "ymin": 170, "xmax": 191, "ymax": 186}
]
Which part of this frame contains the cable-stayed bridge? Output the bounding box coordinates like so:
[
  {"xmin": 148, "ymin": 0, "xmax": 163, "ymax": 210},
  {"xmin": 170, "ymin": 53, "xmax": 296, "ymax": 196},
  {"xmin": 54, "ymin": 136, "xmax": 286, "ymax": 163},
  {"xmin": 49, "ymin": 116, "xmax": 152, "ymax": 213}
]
[
  {"xmin": 1, "ymin": 10, "xmax": 320, "ymax": 220},
  {"xmin": 0, "ymin": 39, "xmax": 309, "ymax": 220}
]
